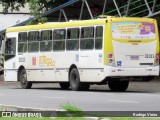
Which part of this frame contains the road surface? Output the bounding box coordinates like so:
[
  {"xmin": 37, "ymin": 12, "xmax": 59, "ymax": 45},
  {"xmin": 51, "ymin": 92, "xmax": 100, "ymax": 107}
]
[{"xmin": 0, "ymin": 80, "xmax": 160, "ymax": 111}]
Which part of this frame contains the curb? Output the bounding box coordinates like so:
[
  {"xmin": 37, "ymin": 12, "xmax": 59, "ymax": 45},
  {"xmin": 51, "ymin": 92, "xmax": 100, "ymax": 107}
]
[
  {"xmin": 0, "ymin": 104, "xmax": 59, "ymax": 117},
  {"xmin": 0, "ymin": 104, "xmax": 104, "ymax": 120},
  {"xmin": 0, "ymin": 104, "xmax": 56, "ymax": 111}
]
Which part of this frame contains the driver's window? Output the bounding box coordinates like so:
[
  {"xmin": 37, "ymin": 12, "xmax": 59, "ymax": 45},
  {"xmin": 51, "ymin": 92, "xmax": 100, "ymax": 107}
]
[{"xmin": 5, "ymin": 38, "xmax": 16, "ymax": 55}]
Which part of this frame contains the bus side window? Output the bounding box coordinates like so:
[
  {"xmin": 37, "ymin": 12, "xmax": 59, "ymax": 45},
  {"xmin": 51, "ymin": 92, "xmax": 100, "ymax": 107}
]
[
  {"xmin": 95, "ymin": 26, "xmax": 103, "ymax": 50},
  {"xmin": 80, "ymin": 27, "xmax": 94, "ymax": 50},
  {"xmin": 18, "ymin": 32, "xmax": 27, "ymax": 53},
  {"xmin": 5, "ymin": 38, "xmax": 16, "ymax": 55},
  {"xmin": 53, "ymin": 29, "xmax": 65, "ymax": 51},
  {"xmin": 66, "ymin": 28, "xmax": 79, "ymax": 51},
  {"xmin": 28, "ymin": 31, "xmax": 40, "ymax": 52},
  {"xmin": 40, "ymin": 30, "xmax": 52, "ymax": 52}
]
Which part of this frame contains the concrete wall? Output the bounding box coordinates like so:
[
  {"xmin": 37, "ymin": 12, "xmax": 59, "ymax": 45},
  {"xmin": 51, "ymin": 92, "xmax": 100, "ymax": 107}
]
[
  {"xmin": 0, "ymin": 3, "xmax": 30, "ymax": 30},
  {"xmin": 0, "ymin": 14, "xmax": 30, "ymax": 30}
]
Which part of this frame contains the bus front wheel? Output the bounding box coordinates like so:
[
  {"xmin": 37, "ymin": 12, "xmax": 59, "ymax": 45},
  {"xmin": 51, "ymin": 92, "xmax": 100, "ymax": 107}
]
[
  {"xmin": 19, "ymin": 69, "xmax": 32, "ymax": 89},
  {"xmin": 108, "ymin": 79, "xmax": 129, "ymax": 92},
  {"xmin": 69, "ymin": 68, "xmax": 90, "ymax": 91}
]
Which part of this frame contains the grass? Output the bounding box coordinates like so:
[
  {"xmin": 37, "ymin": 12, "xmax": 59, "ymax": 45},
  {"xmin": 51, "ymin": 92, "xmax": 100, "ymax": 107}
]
[
  {"xmin": 55, "ymin": 103, "xmax": 84, "ymax": 120},
  {"xmin": 60, "ymin": 103, "xmax": 82, "ymax": 112},
  {"xmin": 110, "ymin": 118, "xmax": 160, "ymax": 120},
  {"xmin": 0, "ymin": 118, "xmax": 49, "ymax": 120}
]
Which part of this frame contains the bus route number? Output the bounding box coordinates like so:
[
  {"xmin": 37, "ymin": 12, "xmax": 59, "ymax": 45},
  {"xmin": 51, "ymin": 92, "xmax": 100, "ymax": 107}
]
[{"xmin": 145, "ymin": 54, "xmax": 154, "ymax": 58}]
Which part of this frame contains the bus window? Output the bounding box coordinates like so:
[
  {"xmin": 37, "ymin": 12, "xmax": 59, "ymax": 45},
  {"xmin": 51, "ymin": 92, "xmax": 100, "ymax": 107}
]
[
  {"xmin": 95, "ymin": 26, "xmax": 103, "ymax": 49},
  {"xmin": 53, "ymin": 29, "xmax": 65, "ymax": 51},
  {"xmin": 18, "ymin": 32, "xmax": 27, "ymax": 53},
  {"xmin": 5, "ymin": 38, "xmax": 16, "ymax": 60},
  {"xmin": 28, "ymin": 31, "xmax": 39, "ymax": 52},
  {"xmin": 80, "ymin": 27, "xmax": 94, "ymax": 50},
  {"xmin": 40, "ymin": 30, "xmax": 52, "ymax": 52},
  {"xmin": 66, "ymin": 28, "xmax": 79, "ymax": 51}
]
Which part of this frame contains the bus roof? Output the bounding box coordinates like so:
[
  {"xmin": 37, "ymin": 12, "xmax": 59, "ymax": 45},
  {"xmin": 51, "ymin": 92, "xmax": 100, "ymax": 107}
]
[
  {"xmin": 6, "ymin": 19, "xmax": 107, "ymax": 33},
  {"xmin": 6, "ymin": 17, "xmax": 156, "ymax": 33}
]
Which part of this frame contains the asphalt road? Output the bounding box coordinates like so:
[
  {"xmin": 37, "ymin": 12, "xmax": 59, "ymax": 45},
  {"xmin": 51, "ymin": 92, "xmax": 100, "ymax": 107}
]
[{"xmin": 0, "ymin": 79, "xmax": 160, "ymax": 111}]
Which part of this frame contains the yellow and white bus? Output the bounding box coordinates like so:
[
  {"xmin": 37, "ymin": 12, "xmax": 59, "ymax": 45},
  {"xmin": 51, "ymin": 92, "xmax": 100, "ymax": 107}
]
[{"xmin": 4, "ymin": 16, "xmax": 159, "ymax": 91}]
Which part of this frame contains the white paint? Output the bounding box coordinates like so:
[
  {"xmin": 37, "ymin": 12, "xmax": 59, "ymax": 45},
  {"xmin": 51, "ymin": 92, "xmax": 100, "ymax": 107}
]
[
  {"xmin": 108, "ymin": 100, "xmax": 140, "ymax": 104},
  {"xmin": 132, "ymin": 93, "xmax": 160, "ymax": 97},
  {"xmin": 113, "ymin": 40, "xmax": 157, "ymax": 68},
  {"xmin": 41, "ymin": 96, "xmax": 67, "ymax": 99}
]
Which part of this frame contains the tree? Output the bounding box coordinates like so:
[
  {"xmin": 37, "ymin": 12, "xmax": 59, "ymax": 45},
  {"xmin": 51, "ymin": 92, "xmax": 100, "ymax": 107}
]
[
  {"xmin": 0, "ymin": 0, "xmax": 68, "ymax": 13},
  {"xmin": 0, "ymin": 0, "xmax": 68, "ymax": 24},
  {"xmin": 0, "ymin": 0, "xmax": 26, "ymax": 13}
]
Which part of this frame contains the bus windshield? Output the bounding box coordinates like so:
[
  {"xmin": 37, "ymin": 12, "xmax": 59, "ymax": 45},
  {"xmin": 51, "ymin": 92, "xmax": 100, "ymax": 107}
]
[{"xmin": 111, "ymin": 22, "xmax": 156, "ymax": 40}]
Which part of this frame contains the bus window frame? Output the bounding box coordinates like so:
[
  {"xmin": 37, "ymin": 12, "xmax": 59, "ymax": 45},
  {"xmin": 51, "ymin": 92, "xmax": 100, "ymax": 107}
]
[
  {"xmin": 80, "ymin": 26, "xmax": 95, "ymax": 50},
  {"xmin": 95, "ymin": 26, "xmax": 103, "ymax": 50},
  {"xmin": 66, "ymin": 27, "xmax": 80, "ymax": 51},
  {"xmin": 18, "ymin": 32, "xmax": 28, "ymax": 53},
  {"xmin": 5, "ymin": 37, "xmax": 16, "ymax": 61},
  {"xmin": 28, "ymin": 31, "xmax": 40, "ymax": 53},
  {"xmin": 53, "ymin": 29, "xmax": 66, "ymax": 52},
  {"xmin": 40, "ymin": 30, "xmax": 53, "ymax": 52}
]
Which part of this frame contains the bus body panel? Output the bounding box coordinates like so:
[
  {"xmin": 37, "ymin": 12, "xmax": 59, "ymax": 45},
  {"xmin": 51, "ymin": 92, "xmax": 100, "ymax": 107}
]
[
  {"xmin": 104, "ymin": 18, "xmax": 159, "ymax": 78},
  {"xmin": 4, "ymin": 32, "xmax": 18, "ymax": 81},
  {"xmin": 112, "ymin": 40, "xmax": 157, "ymax": 68},
  {"xmin": 106, "ymin": 66, "xmax": 159, "ymax": 77},
  {"xmin": 79, "ymin": 50, "xmax": 104, "ymax": 82}
]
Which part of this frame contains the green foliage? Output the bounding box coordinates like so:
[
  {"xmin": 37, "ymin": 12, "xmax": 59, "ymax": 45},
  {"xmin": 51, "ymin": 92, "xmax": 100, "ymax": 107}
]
[
  {"xmin": 27, "ymin": 0, "xmax": 47, "ymax": 24},
  {"xmin": 0, "ymin": 118, "xmax": 51, "ymax": 120},
  {"xmin": 110, "ymin": 117, "xmax": 160, "ymax": 120},
  {"xmin": 60, "ymin": 103, "xmax": 82, "ymax": 112},
  {"xmin": 0, "ymin": 0, "xmax": 26, "ymax": 13},
  {"xmin": 58, "ymin": 103, "xmax": 84, "ymax": 118},
  {"xmin": 0, "ymin": 0, "xmax": 68, "ymax": 24},
  {"xmin": 0, "ymin": 0, "xmax": 68, "ymax": 13}
]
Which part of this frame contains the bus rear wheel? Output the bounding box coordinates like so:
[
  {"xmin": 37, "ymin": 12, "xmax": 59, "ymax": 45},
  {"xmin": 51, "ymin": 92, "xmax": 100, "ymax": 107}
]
[
  {"xmin": 69, "ymin": 68, "xmax": 90, "ymax": 91},
  {"xmin": 59, "ymin": 82, "xmax": 70, "ymax": 90},
  {"xmin": 19, "ymin": 69, "xmax": 32, "ymax": 89},
  {"xmin": 108, "ymin": 79, "xmax": 129, "ymax": 92}
]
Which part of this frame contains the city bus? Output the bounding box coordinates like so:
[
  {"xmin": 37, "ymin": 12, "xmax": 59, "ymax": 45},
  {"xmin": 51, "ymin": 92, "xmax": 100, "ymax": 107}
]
[{"xmin": 4, "ymin": 16, "xmax": 159, "ymax": 91}]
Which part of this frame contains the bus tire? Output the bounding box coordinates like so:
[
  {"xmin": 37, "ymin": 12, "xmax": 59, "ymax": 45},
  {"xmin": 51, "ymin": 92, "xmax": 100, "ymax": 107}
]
[
  {"xmin": 69, "ymin": 68, "xmax": 83, "ymax": 91},
  {"xmin": 108, "ymin": 79, "xmax": 129, "ymax": 92},
  {"xmin": 59, "ymin": 82, "xmax": 70, "ymax": 89},
  {"xmin": 19, "ymin": 69, "xmax": 32, "ymax": 89}
]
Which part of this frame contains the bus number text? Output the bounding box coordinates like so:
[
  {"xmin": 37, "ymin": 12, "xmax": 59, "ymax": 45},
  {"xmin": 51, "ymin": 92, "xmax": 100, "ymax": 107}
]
[{"xmin": 145, "ymin": 54, "xmax": 154, "ymax": 58}]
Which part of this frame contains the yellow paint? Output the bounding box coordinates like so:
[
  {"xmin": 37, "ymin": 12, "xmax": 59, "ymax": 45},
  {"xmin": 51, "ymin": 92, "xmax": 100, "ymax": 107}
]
[
  {"xmin": 6, "ymin": 19, "xmax": 106, "ymax": 33},
  {"xmin": 39, "ymin": 55, "xmax": 55, "ymax": 66}
]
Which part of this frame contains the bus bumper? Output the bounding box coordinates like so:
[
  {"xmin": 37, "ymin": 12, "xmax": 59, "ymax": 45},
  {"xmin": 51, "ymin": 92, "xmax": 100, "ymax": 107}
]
[{"xmin": 105, "ymin": 66, "xmax": 159, "ymax": 77}]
